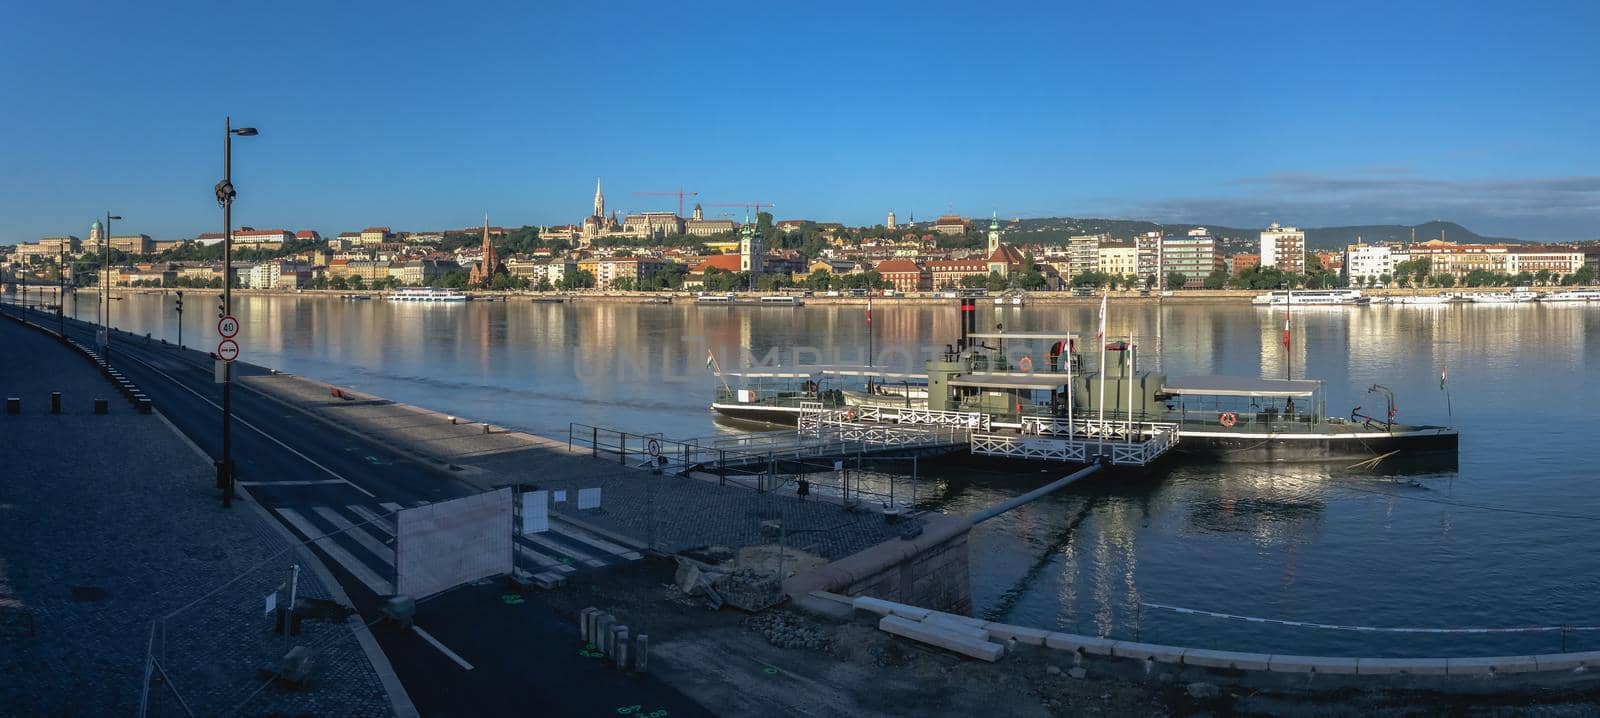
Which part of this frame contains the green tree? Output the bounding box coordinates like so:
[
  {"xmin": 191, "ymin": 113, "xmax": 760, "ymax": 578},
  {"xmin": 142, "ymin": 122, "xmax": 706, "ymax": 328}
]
[
  {"xmin": 330, "ymin": 275, "xmax": 348, "ymax": 290},
  {"xmin": 1563, "ymin": 265, "xmax": 1595, "ymax": 286},
  {"xmin": 984, "ymin": 271, "xmax": 1009, "ymax": 292},
  {"xmin": 348, "ymin": 275, "xmax": 365, "ymax": 290},
  {"xmin": 805, "ymin": 269, "xmax": 833, "ymax": 291},
  {"xmin": 1203, "ymin": 269, "xmax": 1229, "ymax": 290},
  {"xmin": 1143, "ymin": 274, "xmax": 1158, "ymax": 290},
  {"xmin": 1166, "ymin": 271, "xmax": 1187, "ymax": 290},
  {"xmin": 1534, "ymin": 269, "xmax": 1553, "ymax": 286},
  {"xmin": 490, "ymin": 273, "xmax": 520, "ymax": 291},
  {"xmin": 535, "ymin": 276, "xmax": 553, "ymax": 292},
  {"xmin": 612, "ymin": 276, "xmax": 635, "ymax": 291},
  {"xmin": 959, "ymin": 274, "xmax": 987, "ymax": 289}
]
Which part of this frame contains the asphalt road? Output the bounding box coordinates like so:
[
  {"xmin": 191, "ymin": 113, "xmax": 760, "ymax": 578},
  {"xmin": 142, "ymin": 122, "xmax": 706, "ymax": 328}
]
[{"xmin": 7, "ymin": 303, "xmax": 711, "ymax": 717}]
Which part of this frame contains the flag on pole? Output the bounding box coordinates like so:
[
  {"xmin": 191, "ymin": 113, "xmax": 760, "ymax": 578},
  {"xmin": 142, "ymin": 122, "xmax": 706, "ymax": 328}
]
[
  {"xmin": 706, "ymin": 349, "xmax": 716, "ymax": 371},
  {"xmin": 1282, "ymin": 315, "xmax": 1291, "ymax": 348},
  {"xmin": 1096, "ymin": 288, "xmax": 1107, "ymax": 340},
  {"xmin": 866, "ymin": 293, "xmax": 872, "ymax": 324},
  {"xmin": 1440, "ymin": 366, "xmax": 1448, "ymax": 391}
]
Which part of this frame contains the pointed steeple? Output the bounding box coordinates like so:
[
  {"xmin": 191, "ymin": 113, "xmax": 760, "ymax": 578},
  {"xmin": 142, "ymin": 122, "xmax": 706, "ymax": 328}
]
[{"xmin": 593, "ymin": 178, "xmax": 605, "ymax": 218}]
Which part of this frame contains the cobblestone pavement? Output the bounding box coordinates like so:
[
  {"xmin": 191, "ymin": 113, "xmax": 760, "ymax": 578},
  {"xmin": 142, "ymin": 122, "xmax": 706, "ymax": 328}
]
[
  {"xmin": 243, "ymin": 371, "xmax": 921, "ymax": 560},
  {"xmin": 0, "ymin": 317, "xmax": 393, "ymax": 716}
]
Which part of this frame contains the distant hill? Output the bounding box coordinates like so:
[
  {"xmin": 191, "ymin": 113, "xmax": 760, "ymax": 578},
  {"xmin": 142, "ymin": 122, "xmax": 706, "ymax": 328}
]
[{"xmin": 995, "ymin": 217, "xmax": 1521, "ymax": 253}]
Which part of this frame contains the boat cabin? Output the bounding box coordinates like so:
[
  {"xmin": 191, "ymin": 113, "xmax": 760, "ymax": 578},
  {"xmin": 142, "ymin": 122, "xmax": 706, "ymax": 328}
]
[{"xmin": 1159, "ymin": 376, "xmax": 1329, "ymax": 432}]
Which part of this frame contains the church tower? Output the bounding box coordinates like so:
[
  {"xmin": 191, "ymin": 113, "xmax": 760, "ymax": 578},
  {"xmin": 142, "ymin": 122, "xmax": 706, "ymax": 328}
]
[
  {"xmin": 739, "ymin": 213, "xmax": 763, "ymax": 275},
  {"xmin": 987, "ymin": 211, "xmax": 1001, "ymax": 255},
  {"xmin": 887, "ymin": 210, "xmax": 897, "ymax": 230},
  {"xmin": 593, "ymin": 178, "xmax": 605, "ymax": 218},
  {"xmin": 692, "ymin": 203, "xmax": 704, "ymax": 221}
]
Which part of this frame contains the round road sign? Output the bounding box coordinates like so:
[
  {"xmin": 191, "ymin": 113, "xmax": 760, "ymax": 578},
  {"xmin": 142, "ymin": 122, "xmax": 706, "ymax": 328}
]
[
  {"xmin": 217, "ymin": 315, "xmax": 239, "ymax": 338},
  {"xmin": 217, "ymin": 339, "xmax": 240, "ymax": 362},
  {"xmin": 647, "ymin": 438, "xmax": 662, "ymax": 457}
]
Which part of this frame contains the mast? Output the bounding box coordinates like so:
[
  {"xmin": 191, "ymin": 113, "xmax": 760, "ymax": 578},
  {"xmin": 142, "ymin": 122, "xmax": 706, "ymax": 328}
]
[
  {"xmin": 1126, "ymin": 333, "xmax": 1136, "ymax": 443},
  {"xmin": 1097, "ymin": 291, "xmax": 1108, "ymax": 455},
  {"xmin": 1285, "ymin": 289, "xmax": 1292, "ymax": 381}
]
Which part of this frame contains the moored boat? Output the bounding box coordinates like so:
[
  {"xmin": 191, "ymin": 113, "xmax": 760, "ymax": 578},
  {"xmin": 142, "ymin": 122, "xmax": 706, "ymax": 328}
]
[
  {"xmin": 386, "ymin": 287, "xmax": 467, "ymax": 302},
  {"xmin": 1251, "ymin": 289, "xmax": 1369, "ymax": 306}
]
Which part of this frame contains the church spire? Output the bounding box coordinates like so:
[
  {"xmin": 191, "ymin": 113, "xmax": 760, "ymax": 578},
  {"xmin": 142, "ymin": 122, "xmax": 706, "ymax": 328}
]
[{"xmin": 593, "ymin": 178, "xmax": 605, "ymax": 218}]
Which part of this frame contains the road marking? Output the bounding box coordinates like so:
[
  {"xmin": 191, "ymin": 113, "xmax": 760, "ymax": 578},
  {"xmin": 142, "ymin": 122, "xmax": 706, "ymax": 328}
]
[
  {"xmin": 311, "ymin": 506, "xmax": 396, "ymax": 566},
  {"xmin": 238, "ymin": 479, "xmax": 350, "ymax": 488},
  {"xmin": 549, "ymin": 517, "xmax": 643, "ymax": 559},
  {"xmin": 116, "ymin": 353, "xmax": 376, "ymax": 498},
  {"xmin": 516, "ymin": 543, "xmax": 577, "ymax": 573},
  {"xmin": 346, "ymin": 504, "xmax": 395, "ymax": 536},
  {"xmin": 277, "ymin": 508, "xmax": 395, "ymax": 595},
  {"xmin": 522, "ymin": 532, "xmax": 607, "ymax": 568},
  {"xmin": 412, "ymin": 626, "xmax": 474, "ymax": 671}
]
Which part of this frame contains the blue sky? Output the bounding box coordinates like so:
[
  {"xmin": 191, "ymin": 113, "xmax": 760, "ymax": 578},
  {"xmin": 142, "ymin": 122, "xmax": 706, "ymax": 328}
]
[{"xmin": 2, "ymin": 0, "xmax": 1596, "ymax": 242}]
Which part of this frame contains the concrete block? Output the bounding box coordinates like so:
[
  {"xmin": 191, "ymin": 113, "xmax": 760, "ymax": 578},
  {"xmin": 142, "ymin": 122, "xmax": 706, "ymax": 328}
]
[
  {"xmin": 851, "ymin": 595, "xmax": 896, "ymax": 616},
  {"xmin": 1044, "ymin": 632, "xmax": 1118, "ymax": 656},
  {"xmin": 985, "ymin": 623, "xmax": 1051, "ymax": 646},
  {"xmin": 1267, "ymin": 655, "xmax": 1359, "ymax": 674},
  {"xmin": 580, "ymin": 607, "xmax": 598, "ymax": 642},
  {"xmin": 634, "ymin": 634, "xmax": 648, "ymax": 673},
  {"xmin": 1534, "ymin": 651, "xmax": 1600, "ymax": 672},
  {"xmin": 1358, "ymin": 657, "xmax": 1449, "ymax": 675},
  {"xmin": 1446, "ymin": 656, "xmax": 1541, "ymax": 675},
  {"xmin": 612, "ymin": 626, "xmax": 629, "ymax": 669},
  {"xmin": 1181, "ymin": 648, "xmax": 1272, "ymax": 671},
  {"xmin": 879, "ymin": 615, "xmax": 1004, "ymax": 663},
  {"xmin": 923, "ymin": 611, "xmax": 989, "ymax": 636},
  {"xmin": 1112, "ymin": 641, "xmax": 1186, "ymax": 664}
]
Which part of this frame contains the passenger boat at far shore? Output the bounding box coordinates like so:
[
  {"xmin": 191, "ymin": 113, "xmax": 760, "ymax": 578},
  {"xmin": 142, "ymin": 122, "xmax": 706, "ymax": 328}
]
[{"xmin": 1251, "ymin": 289, "xmax": 1369, "ymax": 306}]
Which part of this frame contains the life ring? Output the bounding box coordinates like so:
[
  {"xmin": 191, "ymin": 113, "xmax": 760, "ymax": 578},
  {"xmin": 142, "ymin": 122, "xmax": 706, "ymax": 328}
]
[
  {"xmin": 846, "ymin": 409, "xmax": 857, "ymax": 421},
  {"xmin": 1219, "ymin": 412, "xmax": 1238, "ymax": 428},
  {"xmin": 1018, "ymin": 356, "xmax": 1033, "ymax": 372}
]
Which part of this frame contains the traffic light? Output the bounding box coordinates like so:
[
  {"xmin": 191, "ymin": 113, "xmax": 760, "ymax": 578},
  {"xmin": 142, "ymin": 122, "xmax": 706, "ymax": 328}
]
[
  {"xmin": 217, "ymin": 294, "xmax": 225, "ymax": 318},
  {"xmin": 175, "ymin": 290, "xmax": 184, "ymax": 313}
]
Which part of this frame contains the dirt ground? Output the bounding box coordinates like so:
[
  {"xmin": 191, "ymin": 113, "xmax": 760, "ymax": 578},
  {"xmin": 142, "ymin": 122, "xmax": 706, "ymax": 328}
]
[{"xmin": 534, "ymin": 557, "xmax": 1600, "ymax": 717}]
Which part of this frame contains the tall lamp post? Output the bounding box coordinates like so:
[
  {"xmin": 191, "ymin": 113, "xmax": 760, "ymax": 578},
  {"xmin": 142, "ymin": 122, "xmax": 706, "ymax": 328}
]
[
  {"xmin": 58, "ymin": 241, "xmax": 66, "ymax": 335},
  {"xmin": 215, "ymin": 117, "xmax": 257, "ymax": 508},
  {"xmin": 103, "ymin": 213, "xmax": 121, "ymax": 368}
]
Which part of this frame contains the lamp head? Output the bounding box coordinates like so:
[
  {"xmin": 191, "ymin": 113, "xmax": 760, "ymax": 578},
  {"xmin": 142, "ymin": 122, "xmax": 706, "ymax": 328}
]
[{"xmin": 232, "ymin": 127, "xmax": 258, "ymax": 136}]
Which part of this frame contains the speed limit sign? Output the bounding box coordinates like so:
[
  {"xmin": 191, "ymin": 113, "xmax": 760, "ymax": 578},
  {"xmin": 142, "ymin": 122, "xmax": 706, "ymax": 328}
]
[{"xmin": 217, "ymin": 315, "xmax": 239, "ymax": 338}]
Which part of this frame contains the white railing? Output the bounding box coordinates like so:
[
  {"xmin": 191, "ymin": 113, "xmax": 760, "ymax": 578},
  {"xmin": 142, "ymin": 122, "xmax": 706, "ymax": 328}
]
[
  {"xmin": 970, "ymin": 434, "xmax": 1090, "ymax": 463},
  {"xmin": 871, "ymin": 406, "xmax": 992, "ymax": 430}
]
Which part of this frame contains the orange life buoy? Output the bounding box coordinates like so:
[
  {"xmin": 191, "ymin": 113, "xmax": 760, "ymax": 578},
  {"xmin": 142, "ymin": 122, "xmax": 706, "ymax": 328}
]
[
  {"xmin": 1018, "ymin": 356, "xmax": 1033, "ymax": 372},
  {"xmin": 1219, "ymin": 411, "xmax": 1238, "ymax": 428},
  {"xmin": 846, "ymin": 409, "xmax": 857, "ymax": 421}
]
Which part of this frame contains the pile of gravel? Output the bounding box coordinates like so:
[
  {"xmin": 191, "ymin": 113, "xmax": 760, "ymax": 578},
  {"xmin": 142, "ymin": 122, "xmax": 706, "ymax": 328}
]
[{"xmin": 743, "ymin": 610, "xmax": 834, "ymax": 652}]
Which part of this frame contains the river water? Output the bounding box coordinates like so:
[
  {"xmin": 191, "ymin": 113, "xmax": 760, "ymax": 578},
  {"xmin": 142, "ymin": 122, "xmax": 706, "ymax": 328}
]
[{"xmin": 71, "ymin": 292, "xmax": 1600, "ymax": 657}]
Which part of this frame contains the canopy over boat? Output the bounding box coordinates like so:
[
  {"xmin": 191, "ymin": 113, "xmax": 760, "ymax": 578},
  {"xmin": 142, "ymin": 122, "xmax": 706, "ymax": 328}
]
[
  {"xmin": 949, "ymin": 373, "xmax": 1073, "ymax": 391},
  {"xmin": 967, "ymin": 332, "xmax": 1082, "ymax": 341},
  {"xmin": 1162, "ymin": 376, "xmax": 1320, "ymax": 398}
]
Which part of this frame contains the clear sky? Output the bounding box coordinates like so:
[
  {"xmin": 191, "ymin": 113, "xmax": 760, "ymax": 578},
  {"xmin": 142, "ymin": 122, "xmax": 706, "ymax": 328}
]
[{"xmin": 2, "ymin": 0, "xmax": 1596, "ymax": 242}]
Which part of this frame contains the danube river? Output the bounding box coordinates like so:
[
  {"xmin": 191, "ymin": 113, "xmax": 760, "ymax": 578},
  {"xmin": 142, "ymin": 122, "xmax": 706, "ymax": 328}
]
[{"xmin": 74, "ymin": 292, "xmax": 1600, "ymax": 657}]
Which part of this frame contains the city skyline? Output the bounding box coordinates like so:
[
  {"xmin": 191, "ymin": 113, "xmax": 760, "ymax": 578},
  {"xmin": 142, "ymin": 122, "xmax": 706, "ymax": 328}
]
[{"xmin": 2, "ymin": 2, "xmax": 1597, "ymax": 242}]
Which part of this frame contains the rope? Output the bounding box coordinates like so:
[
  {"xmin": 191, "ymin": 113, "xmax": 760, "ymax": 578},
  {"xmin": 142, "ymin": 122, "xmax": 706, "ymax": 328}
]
[{"xmin": 1140, "ymin": 602, "xmax": 1600, "ymax": 634}]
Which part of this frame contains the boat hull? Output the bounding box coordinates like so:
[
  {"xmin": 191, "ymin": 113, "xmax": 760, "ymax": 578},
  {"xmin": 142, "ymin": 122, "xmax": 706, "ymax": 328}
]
[
  {"xmin": 1172, "ymin": 427, "xmax": 1458, "ymax": 463},
  {"xmin": 710, "ymin": 402, "xmax": 805, "ymax": 427}
]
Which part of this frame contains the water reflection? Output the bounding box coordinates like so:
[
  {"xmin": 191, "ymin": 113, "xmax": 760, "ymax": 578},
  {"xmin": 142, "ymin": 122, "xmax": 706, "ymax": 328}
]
[{"xmin": 73, "ymin": 294, "xmax": 1600, "ymax": 655}]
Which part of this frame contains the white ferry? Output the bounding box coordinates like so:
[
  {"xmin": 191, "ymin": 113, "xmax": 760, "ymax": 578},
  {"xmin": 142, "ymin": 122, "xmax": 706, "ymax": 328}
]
[
  {"xmin": 1539, "ymin": 289, "xmax": 1600, "ymax": 303},
  {"xmin": 1386, "ymin": 292, "xmax": 1453, "ymax": 306},
  {"xmin": 1471, "ymin": 290, "xmax": 1538, "ymax": 304},
  {"xmin": 759, "ymin": 295, "xmax": 803, "ymax": 306},
  {"xmin": 385, "ymin": 288, "xmax": 467, "ymax": 302},
  {"xmin": 1250, "ymin": 289, "xmax": 1369, "ymax": 306},
  {"xmin": 696, "ymin": 292, "xmax": 735, "ymax": 304}
]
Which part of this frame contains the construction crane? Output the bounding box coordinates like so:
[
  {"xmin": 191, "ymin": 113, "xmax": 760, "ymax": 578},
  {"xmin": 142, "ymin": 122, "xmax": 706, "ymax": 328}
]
[
  {"xmin": 632, "ymin": 188, "xmax": 699, "ymax": 217},
  {"xmin": 706, "ymin": 202, "xmax": 776, "ymax": 220}
]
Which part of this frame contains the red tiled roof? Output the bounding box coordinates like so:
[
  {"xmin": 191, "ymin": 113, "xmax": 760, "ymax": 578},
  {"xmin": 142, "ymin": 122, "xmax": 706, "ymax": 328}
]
[
  {"xmin": 873, "ymin": 259, "xmax": 923, "ymax": 274},
  {"xmin": 692, "ymin": 255, "xmax": 743, "ymax": 272},
  {"xmin": 295, "ymin": 230, "xmax": 319, "ymax": 239},
  {"xmin": 361, "ymin": 227, "xmax": 391, "ymax": 234},
  {"xmin": 986, "ymin": 244, "xmax": 1026, "ymax": 265}
]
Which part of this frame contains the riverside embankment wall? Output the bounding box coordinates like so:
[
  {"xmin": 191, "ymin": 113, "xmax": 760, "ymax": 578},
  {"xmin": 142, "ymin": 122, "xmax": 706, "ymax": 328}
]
[{"xmin": 820, "ymin": 593, "xmax": 1600, "ymax": 694}]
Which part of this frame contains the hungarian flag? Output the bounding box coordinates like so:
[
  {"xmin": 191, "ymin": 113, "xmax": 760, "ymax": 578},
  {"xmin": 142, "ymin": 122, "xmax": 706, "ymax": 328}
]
[
  {"xmin": 866, "ymin": 293, "xmax": 872, "ymax": 325},
  {"xmin": 1282, "ymin": 315, "xmax": 1291, "ymax": 349},
  {"xmin": 1440, "ymin": 366, "xmax": 1448, "ymax": 391},
  {"xmin": 1096, "ymin": 288, "xmax": 1107, "ymax": 340},
  {"xmin": 706, "ymin": 349, "xmax": 715, "ymax": 371}
]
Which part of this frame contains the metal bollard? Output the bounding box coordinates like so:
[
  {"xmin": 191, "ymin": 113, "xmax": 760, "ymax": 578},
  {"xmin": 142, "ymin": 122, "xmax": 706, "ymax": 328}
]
[
  {"xmin": 580, "ymin": 607, "xmax": 597, "ymax": 642},
  {"xmin": 596, "ymin": 614, "xmax": 615, "ymax": 655},
  {"xmin": 634, "ymin": 634, "xmax": 648, "ymax": 673},
  {"xmin": 93, "ymin": 399, "xmax": 108, "ymax": 415},
  {"xmin": 4, "ymin": 397, "xmax": 19, "ymax": 414},
  {"xmin": 51, "ymin": 392, "xmax": 61, "ymax": 414},
  {"xmin": 612, "ymin": 626, "xmax": 629, "ymax": 669}
]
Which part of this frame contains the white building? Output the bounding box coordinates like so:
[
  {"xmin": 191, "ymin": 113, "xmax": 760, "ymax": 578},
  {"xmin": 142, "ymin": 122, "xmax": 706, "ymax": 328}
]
[
  {"xmin": 1067, "ymin": 234, "xmax": 1104, "ymax": 277},
  {"xmin": 1343, "ymin": 243, "xmax": 1397, "ymax": 285},
  {"xmin": 1260, "ymin": 223, "xmax": 1306, "ymax": 273},
  {"xmin": 1135, "ymin": 231, "xmax": 1163, "ymax": 283},
  {"xmin": 233, "ymin": 228, "xmax": 294, "ymax": 246},
  {"xmin": 1097, "ymin": 243, "xmax": 1137, "ymax": 277}
]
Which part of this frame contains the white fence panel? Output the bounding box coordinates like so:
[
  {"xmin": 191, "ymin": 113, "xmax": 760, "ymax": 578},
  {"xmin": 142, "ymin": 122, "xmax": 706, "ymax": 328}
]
[
  {"xmin": 520, "ymin": 490, "xmax": 549, "ymax": 535},
  {"xmin": 396, "ymin": 488, "xmax": 514, "ymax": 599}
]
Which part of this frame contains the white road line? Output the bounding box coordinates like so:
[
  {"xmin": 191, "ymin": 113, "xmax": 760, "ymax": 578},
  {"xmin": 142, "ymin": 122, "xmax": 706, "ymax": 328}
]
[
  {"xmin": 237, "ymin": 479, "xmax": 349, "ymax": 488},
  {"xmin": 118, "ymin": 353, "xmax": 377, "ymax": 498},
  {"xmin": 346, "ymin": 505, "xmax": 395, "ymax": 536},
  {"xmin": 516, "ymin": 543, "xmax": 577, "ymax": 573},
  {"xmin": 380, "ymin": 501, "xmax": 404, "ymax": 512},
  {"xmin": 311, "ymin": 506, "xmax": 397, "ymax": 565},
  {"xmin": 548, "ymin": 517, "xmax": 640, "ymax": 559},
  {"xmin": 276, "ymin": 507, "xmax": 396, "ymax": 595},
  {"xmin": 522, "ymin": 532, "xmax": 607, "ymax": 569},
  {"xmin": 413, "ymin": 626, "xmax": 474, "ymax": 671}
]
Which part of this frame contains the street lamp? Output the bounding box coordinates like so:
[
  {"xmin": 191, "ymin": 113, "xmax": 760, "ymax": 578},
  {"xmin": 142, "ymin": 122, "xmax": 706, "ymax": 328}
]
[
  {"xmin": 103, "ymin": 213, "xmax": 121, "ymax": 368},
  {"xmin": 216, "ymin": 116, "xmax": 257, "ymax": 508}
]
